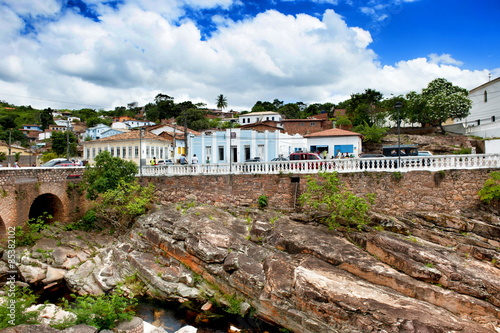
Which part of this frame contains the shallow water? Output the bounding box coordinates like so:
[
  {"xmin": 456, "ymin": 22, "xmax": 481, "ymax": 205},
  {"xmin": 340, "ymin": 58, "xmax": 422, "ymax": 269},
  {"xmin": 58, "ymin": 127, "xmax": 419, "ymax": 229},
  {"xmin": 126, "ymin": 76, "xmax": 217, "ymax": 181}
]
[{"xmin": 135, "ymin": 298, "xmax": 283, "ymax": 333}]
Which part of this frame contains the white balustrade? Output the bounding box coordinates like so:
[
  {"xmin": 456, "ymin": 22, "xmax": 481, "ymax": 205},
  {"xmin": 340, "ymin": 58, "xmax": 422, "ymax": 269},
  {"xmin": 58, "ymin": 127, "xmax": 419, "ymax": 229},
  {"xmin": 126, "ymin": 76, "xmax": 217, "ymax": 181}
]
[{"xmin": 136, "ymin": 154, "xmax": 500, "ymax": 177}]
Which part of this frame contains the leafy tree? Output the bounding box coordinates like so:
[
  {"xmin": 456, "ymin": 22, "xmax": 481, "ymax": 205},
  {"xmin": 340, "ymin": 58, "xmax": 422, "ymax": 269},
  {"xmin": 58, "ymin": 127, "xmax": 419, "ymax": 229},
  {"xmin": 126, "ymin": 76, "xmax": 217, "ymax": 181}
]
[
  {"xmin": 0, "ymin": 116, "xmax": 17, "ymax": 129},
  {"xmin": 176, "ymin": 108, "xmax": 210, "ymax": 131},
  {"xmin": 335, "ymin": 115, "xmax": 352, "ymax": 129},
  {"xmin": 39, "ymin": 108, "xmax": 55, "ymax": 130},
  {"xmin": 405, "ymin": 78, "xmax": 472, "ymax": 132},
  {"xmin": 353, "ymin": 121, "xmax": 389, "ymax": 143},
  {"xmin": 299, "ymin": 172, "xmax": 375, "ymax": 230},
  {"xmin": 272, "ymin": 99, "xmax": 284, "ymax": 109},
  {"xmin": 82, "ymin": 151, "xmax": 138, "ymax": 200},
  {"xmin": 85, "ymin": 116, "xmax": 105, "ymax": 128},
  {"xmin": 344, "ymin": 89, "xmax": 384, "ymax": 126},
  {"xmin": 0, "ymin": 129, "xmax": 28, "ymax": 147},
  {"xmin": 40, "ymin": 152, "xmax": 59, "ymax": 163},
  {"xmin": 277, "ymin": 103, "xmax": 301, "ymax": 119},
  {"xmin": 93, "ymin": 180, "xmax": 155, "ymax": 231},
  {"xmin": 0, "ymin": 152, "xmax": 6, "ymax": 163},
  {"xmin": 144, "ymin": 102, "xmax": 159, "ymax": 122},
  {"xmin": 216, "ymin": 94, "xmax": 228, "ymax": 110},
  {"xmin": 50, "ymin": 131, "xmax": 78, "ymax": 157},
  {"xmin": 72, "ymin": 108, "xmax": 98, "ymax": 124},
  {"xmin": 155, "ymin": 93, "xmax": 176, "ymax": 121},
  {"xmin": 251, "ymin": 101, "xmax": 277, "ymax": 112}
]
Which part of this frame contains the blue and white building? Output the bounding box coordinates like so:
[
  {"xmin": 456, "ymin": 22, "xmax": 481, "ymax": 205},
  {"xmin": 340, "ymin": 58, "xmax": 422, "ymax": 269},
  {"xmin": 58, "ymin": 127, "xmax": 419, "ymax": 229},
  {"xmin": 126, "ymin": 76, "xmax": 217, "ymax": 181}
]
[{"xmin": 188, "ymin": 128, "xmax": 305, "ymax": 163}]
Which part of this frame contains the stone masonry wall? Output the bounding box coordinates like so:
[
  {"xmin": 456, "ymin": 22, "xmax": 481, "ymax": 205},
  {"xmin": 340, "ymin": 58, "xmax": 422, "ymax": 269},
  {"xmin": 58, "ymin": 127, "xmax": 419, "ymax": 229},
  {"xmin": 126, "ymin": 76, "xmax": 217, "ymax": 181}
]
[
  {"xmin": 0, "ymin": 168, "xmax": 85, "ymax": 233},
  {"xmin": 148, "ymin": 169, "xmax": 494, "ymax": 214}
]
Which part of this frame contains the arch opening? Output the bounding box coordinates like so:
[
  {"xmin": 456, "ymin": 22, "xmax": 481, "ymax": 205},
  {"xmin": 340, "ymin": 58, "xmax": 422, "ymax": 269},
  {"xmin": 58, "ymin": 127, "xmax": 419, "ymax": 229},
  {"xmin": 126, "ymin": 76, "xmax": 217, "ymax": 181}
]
[
  {"xmin": 0, "ymin": 216, "xmax": 6, "ymax": 241},
  {"xmin": 29, "ymin": 194, "xmax": 64, "ymax": 224}
]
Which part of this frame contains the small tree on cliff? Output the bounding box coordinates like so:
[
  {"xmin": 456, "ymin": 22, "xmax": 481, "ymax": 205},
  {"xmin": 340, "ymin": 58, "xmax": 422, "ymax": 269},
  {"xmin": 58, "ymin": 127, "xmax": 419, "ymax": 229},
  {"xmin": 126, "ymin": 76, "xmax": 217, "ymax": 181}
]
[
  {"xmin": 478, "ymin": 171, "xmax": 500, "ymax": 209},
  {"xmin": 79, "ymin": 151, "xmax": 154, "ymax": 231},
  {"xmin": 83, "ymin": 151, "xmax": 138, "ymax": 200},
  {"xmin": 299, "ymin": 172, "xmax": 375, "ymax": 230}
]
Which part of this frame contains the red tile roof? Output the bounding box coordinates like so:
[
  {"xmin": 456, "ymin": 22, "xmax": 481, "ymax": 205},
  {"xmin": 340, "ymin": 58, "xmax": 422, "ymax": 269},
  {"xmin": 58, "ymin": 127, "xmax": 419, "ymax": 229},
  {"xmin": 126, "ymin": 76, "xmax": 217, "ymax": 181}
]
[
  {"xmin": 304, "ymin": 128, "xmax": 361, "ymax": 138},
  {"xmin": 92, "ymin": 130, "xmax": 170, "ymax": 142}
]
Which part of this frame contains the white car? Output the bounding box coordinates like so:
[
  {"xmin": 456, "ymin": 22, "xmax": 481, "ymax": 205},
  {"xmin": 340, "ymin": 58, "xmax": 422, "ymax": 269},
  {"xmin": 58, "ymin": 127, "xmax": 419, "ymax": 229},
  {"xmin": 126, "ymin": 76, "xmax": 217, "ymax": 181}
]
[{"xmin": 418, "ymin": 151, "xmax": 433, "ymax": 156}]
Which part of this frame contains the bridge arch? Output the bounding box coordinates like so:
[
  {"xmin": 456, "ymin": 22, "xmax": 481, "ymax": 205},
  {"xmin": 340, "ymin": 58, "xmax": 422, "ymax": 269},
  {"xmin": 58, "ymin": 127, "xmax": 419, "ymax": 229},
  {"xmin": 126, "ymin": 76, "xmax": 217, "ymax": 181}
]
[
  {"xmin": 29, "ymin": 193, "xmax": 64, "ymax": 223},
  {"xmin": 0, "ymin": 216, "xmax": 6, "ymax": 240}
]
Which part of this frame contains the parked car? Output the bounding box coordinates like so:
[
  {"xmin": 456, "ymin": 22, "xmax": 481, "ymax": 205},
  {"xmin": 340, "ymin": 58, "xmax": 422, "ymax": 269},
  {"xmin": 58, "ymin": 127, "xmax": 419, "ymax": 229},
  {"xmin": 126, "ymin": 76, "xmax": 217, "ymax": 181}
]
[
  {"xmin": 418, "ymin": 151, "xmax": 433, "ymax": 156},
  {"xmin": 271, "ymin": 157, "xmax": 289, "ymax": 161},
  {"xmin": 245, "ymin": 157, "xmax": 262, "ymax": 162},
  {"xmin": 289, "ymin": 152, "xmax": 322, "ymax": 160},
  {"xmin": 54, "ymin": 162, "xmax": 78, "ymax": 167},
  {"xmin": 41, "ymin": 158, "xmax": 73, "ymax": 167},
  {"xmin": 289, "ymin": 152, "xmax": 324, "ymax": 170},
  {"xmin": 415, "ymin": 150, "xmax": 433, "ymax": 166},
  {"xmin": 359, "ymin": 154, "xmax": 385, "ymax": 169}
]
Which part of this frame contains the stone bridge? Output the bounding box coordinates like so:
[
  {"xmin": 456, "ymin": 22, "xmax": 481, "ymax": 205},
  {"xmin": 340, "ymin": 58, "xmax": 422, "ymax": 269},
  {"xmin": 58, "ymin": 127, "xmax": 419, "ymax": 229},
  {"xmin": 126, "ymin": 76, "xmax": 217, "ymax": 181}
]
[
  {"xmin": 1, "ymin": 164, "xmax": 498, "ymax": 240},
  {"xmin": 0, "ymin": 167, "xmax": 86, "ymax": 238}
]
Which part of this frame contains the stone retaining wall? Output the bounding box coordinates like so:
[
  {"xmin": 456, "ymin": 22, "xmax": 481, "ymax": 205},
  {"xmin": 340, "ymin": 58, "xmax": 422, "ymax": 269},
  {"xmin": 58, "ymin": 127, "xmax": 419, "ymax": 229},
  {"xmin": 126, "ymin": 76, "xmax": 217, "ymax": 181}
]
[{"xmin": 147, "ymin": 169, "xmax": 494, "ymax": 214}]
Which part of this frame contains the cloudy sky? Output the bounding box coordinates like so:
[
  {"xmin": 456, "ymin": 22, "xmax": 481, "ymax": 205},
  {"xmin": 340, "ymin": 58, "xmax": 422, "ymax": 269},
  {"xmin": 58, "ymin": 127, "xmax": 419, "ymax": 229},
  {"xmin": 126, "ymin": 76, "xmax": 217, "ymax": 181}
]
[{"xmin": 0, "ymin": 0, "xmax": 498, "ymax": 111}]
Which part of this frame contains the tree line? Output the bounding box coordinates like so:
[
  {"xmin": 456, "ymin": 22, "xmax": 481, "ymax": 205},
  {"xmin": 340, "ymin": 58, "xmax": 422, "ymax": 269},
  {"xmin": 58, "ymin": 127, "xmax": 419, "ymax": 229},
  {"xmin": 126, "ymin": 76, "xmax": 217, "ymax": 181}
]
[{"xmin": 0, "ymin": 77, "xmax": 472, "ymax": 149}]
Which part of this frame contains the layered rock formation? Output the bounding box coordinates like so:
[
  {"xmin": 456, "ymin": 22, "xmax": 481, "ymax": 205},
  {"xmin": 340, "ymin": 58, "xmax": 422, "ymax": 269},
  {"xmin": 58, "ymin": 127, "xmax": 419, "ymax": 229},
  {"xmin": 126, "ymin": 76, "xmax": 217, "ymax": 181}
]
[
  {"xmin": 2, "ymin": 203, "xmax": 500, "ymax": 332},
  {"xmin": 126, "ymin": 204, "xmax": 499, "ymax": 333}
]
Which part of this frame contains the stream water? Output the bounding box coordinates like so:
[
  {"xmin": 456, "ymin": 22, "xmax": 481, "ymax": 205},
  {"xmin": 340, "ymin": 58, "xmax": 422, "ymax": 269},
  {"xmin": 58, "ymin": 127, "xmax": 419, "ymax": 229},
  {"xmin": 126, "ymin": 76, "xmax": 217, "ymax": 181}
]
[
  {"xmin": 136, "ymin": 298, "xmax": 282, "ymax": 333},
  {"xmin": 37, "ymin": 283, "xmax": 283, "ymax": 333}
]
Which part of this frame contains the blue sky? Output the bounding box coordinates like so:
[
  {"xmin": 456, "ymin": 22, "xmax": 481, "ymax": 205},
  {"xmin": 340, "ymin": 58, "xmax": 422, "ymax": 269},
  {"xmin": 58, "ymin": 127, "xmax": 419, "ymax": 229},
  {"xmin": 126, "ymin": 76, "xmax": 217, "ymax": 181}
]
[{"xmin": 0, "ymin": 0, "xmax": 497, "ymax": 111}]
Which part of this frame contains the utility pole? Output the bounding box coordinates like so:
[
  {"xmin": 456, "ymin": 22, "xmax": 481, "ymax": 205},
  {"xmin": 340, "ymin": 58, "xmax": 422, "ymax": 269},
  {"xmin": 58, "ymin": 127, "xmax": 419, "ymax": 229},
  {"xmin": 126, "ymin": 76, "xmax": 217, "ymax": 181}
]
[
  {"xmin": 184, "ymin": 110, "xmax": 188, "ymax": 160},
  {"xmin": 66, "ymin": 118, "xmax": 70, "ymax": 160},
  {"xmin": 8, "ymin": 130, "xmax": 11, "ymax": 167}
]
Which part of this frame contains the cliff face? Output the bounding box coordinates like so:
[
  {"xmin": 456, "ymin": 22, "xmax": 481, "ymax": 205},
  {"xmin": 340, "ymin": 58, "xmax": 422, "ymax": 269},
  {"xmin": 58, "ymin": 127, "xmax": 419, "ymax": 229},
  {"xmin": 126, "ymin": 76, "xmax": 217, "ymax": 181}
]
[
  {"xmin": 3, "ymin": 202, "xmax": 499, "ymax": 332},
  {"xmin": 128, "ymin": 203, "xmax": 500, "ymax": 333}
]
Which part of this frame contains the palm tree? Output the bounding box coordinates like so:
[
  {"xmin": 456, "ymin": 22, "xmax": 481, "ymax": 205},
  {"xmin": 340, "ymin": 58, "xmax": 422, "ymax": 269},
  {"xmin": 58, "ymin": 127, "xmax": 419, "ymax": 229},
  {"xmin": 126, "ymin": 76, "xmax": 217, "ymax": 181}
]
[{"xmin": 216, "ymin": 94, "xmax": 228, "ymax": 111}]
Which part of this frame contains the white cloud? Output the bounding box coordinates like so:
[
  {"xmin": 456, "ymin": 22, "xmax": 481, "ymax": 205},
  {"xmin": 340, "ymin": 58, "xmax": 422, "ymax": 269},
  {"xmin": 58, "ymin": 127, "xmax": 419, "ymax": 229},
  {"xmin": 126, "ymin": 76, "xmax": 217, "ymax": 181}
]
[
  {"xmin": 1, "ymin": 0, "xmax": 61, "ymax": 17},
  {"xmin": 428, "ymin": 53, "xmax": 463, "ymax": 66},
  {"xmin": 0, "ymin": 0, "xmax": 491, "ymax": 111}
]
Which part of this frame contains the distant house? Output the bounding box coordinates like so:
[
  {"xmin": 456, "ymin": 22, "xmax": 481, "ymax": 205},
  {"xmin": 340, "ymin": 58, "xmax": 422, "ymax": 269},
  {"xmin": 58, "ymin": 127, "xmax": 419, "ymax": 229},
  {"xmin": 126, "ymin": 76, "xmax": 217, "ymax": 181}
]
[
  {"xmin": 447, "ymin": 77, "xmax": 500, "ymax": 138},
  {"xmin": 303, "ymin": 128, "xmax": 363, "ymax": 158},
  {"xmin": 54, "ymin": 119, "xmax": 73, "ymax": 129},
  {"xmin": 48, "ymin": 124, "xmax": 68, "ymax": 131},
  {"xmin": 84, "ymin": 124, "xmax": 111, "ymax": 140},
  {"xmin": 189, "ymin": 128, "xmax": 306, "ymax": 163},
  {"xmin": 281, "ymin": 118, "xmax": 333, "ymax": 136},
  {"xmin": 240, "ymin": 121, "xmax": 284, "ymax": 133},
  {"xmin": 237, "ymin": 111, "xmax": 282, "ymax": 126},
  {"xmin": 148, "ymin": 122, "xmax": 199, "ymax": 162},
  {"xmin": 22, "ymin": 124, "xmax": 42, "ymax": 131},
  {"xmin": 83, "ymin": 130, "xmax": 173, "ymax": 165},
  {"xmin": 100, "ymin": 128, "xmax": 127, "ymax": 139}
]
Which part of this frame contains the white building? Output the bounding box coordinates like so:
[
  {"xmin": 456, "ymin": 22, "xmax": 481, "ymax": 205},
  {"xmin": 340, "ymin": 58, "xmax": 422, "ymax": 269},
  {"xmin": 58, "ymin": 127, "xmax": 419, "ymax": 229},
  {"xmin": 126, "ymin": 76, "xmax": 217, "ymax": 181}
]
[
  {"xmin": 237, "ymin": 111, "xmax": 282, "ymax": 126},
  {"xmin": 189, "ymin": 128, "xmax": 306, "ymax": 163},
  {"xmin": 83, "ymin": 130, "xmax": 173, "ymax": 166},
  {"xmin": 448, "ymin": 77, "xmax": 500, "ymax": 138},
  {"xmin": 304, "ymin": 128, "xmax": 363, "ymax": 158}
]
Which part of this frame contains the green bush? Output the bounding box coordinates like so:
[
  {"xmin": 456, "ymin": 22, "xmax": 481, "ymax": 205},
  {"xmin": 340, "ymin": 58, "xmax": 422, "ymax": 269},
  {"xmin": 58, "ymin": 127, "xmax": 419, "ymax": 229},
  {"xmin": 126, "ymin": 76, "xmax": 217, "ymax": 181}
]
[
  {"xmin": 15, "ymin": 213, "xmax": 52, "ymax": 246},
  {"xmin": 258, "ymin": 195, "xmax": 268, "ymax": 209},
  {"xmin": 0, "ymin": 286, "xmax": 40, "ymax": 329},
  {"xmin": 65, "ymin": 209, "xmax": 97, "ymax": 231},
  {"xmin": 63, "ymin": 288, "xmax": 137, "ymax": 330},
  {"xmin": 93, "ymin": 180, "xmax": 155, "ymax": 231},
  {"xmin": 453, "ymin": 147, "xmax": 472, "ymax": 155},
  {"xmin": 299, "ymin": 172, "xmax": 375, "ymax": 230},
  {"xmin": 478, "ymin": 171, "xmax": 500, "ymax": 204}
]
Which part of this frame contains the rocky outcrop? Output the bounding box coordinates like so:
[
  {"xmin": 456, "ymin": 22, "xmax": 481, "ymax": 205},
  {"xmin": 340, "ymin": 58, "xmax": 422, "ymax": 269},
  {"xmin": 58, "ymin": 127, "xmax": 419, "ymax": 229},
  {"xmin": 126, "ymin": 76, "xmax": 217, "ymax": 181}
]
[
  {"xmin": 124, "ymin": 204, "xmax": 500, "ymax": 333},
  {"xmin": 2, "ymin": 203, "xmax": 500, "ymax": 333}
]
